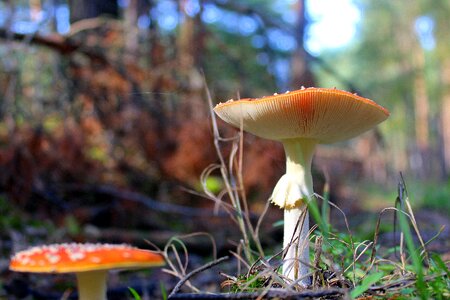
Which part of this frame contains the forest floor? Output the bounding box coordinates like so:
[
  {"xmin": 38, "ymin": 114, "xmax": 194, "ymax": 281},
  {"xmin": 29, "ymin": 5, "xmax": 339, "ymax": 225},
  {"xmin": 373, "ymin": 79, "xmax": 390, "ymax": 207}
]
[{"xmin": 0, "ymin": 184, "xmax": 449, "ymax": 299}]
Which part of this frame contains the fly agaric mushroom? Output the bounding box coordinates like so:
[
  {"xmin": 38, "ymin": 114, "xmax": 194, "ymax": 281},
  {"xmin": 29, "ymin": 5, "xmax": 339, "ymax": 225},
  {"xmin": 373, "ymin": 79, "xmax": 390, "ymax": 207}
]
[
  {"xmin": 9, "ymin": 243, "xmax": 165, "ymax": 300},
  {"xmin": 214, "ymin": 87, "xmax": 389, "ymax": 284}
]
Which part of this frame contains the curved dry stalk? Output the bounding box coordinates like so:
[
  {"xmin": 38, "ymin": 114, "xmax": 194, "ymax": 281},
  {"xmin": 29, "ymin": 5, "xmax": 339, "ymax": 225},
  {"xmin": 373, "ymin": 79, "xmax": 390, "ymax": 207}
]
[
  {"xmin": 365, "ymin": 204, "xmax": 436, "ymax": 284},
  {"xmin": 327, "ymin": 200, "xmax": 355, "ymax": 246},
  {"xmin": 168, "ymin": 256, "xmax": 230, "ymax": 298},
  {"xmin": 182, "ymin": 178, "xmax": 237, "ymax": 220},
  {"xmin": 403, "ymin": 196, "xmax": 429, "ymax": 263},
  {"xmin": 204, "ymin": 81, "xmax": 270, "ymax": 264},
  {"xmin": 315, "ymin": 198, "xmax": 359, "ymax": 283},
  {"xmin": 233, "ymin": 129, "xmax": 265, "ymax": 259},
  {"xmin": 229, "ymin": 249, "xmax": 251, "ymax": 271},
  {"xmin": 288, "ymin": 270, "xmax": 315, "ymax": 288},
  {"xmin": 254, "ymin": 198, "xmax": 271, "ymax": 241},
  {"xmin": 198, "ymin": 164, "xmax": 240, "ymax": 222},
  {"xmin": 170, "ymin": 243, "xmax": 189, "ymax": 277},
  {"xmin": 200, "ymin": 164, "xmax": 221, "ymax": 193},
  {"xmin": 421, "ymin": 225, "xmax": 445, "ymax": 251},
  {"xmin": 239, "ymin": 263, "xmax": 288, "ymax": 293},
  {"xmin": 397, "ymin": 174, "xmax": 429, "ymax": 264},
  {"xmin": 175, "ymin": 232, "xmax": 218, "ymax": 260},
  {"xmin": 344, "ymin": 241, "xmax": 373, "ymax": 277},
  {"xmin": 368, "ymin": 206, "xmax": 392, "ymax": 270},
  {"xmin": 151, "ymin": 233, "xmax": 219, "ymax": 294},
  {"xmin": 205, "ymin": 83, "xmax": 253, "ymax": 263},
  {"xmin": 368, "ymin": 206, "xmax": 424, "ymax": 274},
  {"xmin": 162, "ymin": 241, "xmax": 199, "ymax": 293}
]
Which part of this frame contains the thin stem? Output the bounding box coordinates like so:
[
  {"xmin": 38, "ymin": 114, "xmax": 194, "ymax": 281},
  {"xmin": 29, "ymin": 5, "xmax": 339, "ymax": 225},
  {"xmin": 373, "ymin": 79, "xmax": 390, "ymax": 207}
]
[
  {"xmin": 283, "ymin": 205, "xmax": 309, "ymax": 284},
  {"xmin": 76, "ymin": 270, "xmax": 108, "ymax": 300},
  {"xmin": 168, "ymin": 256, "xmax": 229, "ymax": 298},
  {"xmin": 204, "ymin": 81, "xmax": 252, "ymax": 263},
  {"xmin": 273, "ymin": 138, "xmax": 316, "ymax": 285}
]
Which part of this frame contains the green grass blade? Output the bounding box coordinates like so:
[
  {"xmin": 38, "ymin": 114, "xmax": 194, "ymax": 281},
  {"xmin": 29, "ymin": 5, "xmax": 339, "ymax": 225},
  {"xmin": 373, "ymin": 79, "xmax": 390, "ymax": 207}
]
[
  {"xmin": 431, "ymin": 253, "xmax": 450, "ymax": 277},
  {"xmin": 128, "ymin": 287, "xmax": 142, "ymax": 300},
  {"xmin": 306, "ymin": 196, "xmax": 329, "ymax": 238},
  {"xmin": 321, "ymin": 183, "xmax": 331, "ymax": 236},
  {"xmin": 397, "ymin": 206, "xmax": 427, "ymax": 299},
  {"xmin": 160, "ymin": 280, "xmax": 168, "ymax": 300},
  {"xmin": 350, "ymin": 272, "xmax": 383, "ymax": 298}
]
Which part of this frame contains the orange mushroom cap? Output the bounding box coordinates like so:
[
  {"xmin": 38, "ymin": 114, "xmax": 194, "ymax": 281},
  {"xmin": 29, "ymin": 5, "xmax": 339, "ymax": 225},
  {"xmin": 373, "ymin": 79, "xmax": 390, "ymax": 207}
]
[
  {"xmin": 9, "ymin": 243, "xmax": 165, "ymax": 273},
  {"xmin": 214, "ymin": 87, "xmax": 390, "ymax": 143}
]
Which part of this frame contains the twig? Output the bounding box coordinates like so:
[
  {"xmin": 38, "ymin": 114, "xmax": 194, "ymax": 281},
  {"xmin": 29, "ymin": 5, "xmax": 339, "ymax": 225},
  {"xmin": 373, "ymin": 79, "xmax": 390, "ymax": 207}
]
[
  {"xmin": 312, "ymin": 236, "xmax": 323, "ymax": 286},
  {"xmin": 369, "ymin": 272, "xmax": 446, "ymax": 292},
  {"xmin": 169, "ymin": 256, "xmax": 230, "ymax": 298},
  {"xmin": 64, "ymin": 184, "xmax": 219, "ymax": 217},
  {"xmin": 169, "ymin": 287, "xmax": 346, "ymax": 299}
]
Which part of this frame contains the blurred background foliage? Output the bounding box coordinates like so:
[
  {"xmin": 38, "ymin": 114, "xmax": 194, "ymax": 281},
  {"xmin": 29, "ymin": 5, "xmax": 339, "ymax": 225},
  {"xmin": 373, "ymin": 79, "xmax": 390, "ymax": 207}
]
[{"xmin": 0, "ymin": 0, "xmax": 449, "ymax": 292}]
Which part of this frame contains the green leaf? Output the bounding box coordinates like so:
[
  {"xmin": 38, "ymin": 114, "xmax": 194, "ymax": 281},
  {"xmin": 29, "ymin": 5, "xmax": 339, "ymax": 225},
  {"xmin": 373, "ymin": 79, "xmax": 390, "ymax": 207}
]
[
  {"xmin": 205, "ymin": 176, "xmax": 223, "ymax": 193},
  {"xmin": 400, "ymin": 287, "xmax": 415, "ymax": 295},
  {"xmin": 431, "ymin": 253, "xmax": 450, "ymax": 277},
  {"xmin": 306, "ymin": 196, "xmax": 329, "ymax": 238},
  {"xmin": 128, "ymin": 287, "xmax": 141, "ymax": 300},
  {"xmin": 160, "ymin": 281, "xmax": 168, "ymax": 300},
  {"xmin": 350, "ymin": 272, "xmax": 383, "ymax": 299}
]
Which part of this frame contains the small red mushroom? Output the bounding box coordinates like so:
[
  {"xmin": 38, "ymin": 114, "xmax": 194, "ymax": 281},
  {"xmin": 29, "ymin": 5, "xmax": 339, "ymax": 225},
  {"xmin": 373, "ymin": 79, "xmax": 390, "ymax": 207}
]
[{"xmin": 10, "ymin": 243, "xmax": 165, "ymax": 300}]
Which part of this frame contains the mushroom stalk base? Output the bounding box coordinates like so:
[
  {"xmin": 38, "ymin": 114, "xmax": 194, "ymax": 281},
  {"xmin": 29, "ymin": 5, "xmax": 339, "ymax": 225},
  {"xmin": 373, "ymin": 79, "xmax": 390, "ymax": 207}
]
[
  {"xmin": 272, "ymin": 138, "xmax": 316, "ymax": 286},
  {"xmin": 284, "ymin": 206, "xmax": 309, "ymax": 285},
  {"xmin": 76, "ymin": 270, "xmax": 108, "ymax": 300}
]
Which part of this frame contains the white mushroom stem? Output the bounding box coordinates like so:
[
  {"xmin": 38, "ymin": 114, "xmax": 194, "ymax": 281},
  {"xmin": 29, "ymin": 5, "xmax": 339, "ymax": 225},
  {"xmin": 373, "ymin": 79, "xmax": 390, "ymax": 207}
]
[
  {"xmin": 76, "ymin": 270, "xmax": 108, "ymax": 300},
  {"xmin": 284, "ymin": 206, "xmax": 309, "ymax": 283},
  {"xmin": 271, "ymin": 138, "xmax": 316, "ymax": 285}
]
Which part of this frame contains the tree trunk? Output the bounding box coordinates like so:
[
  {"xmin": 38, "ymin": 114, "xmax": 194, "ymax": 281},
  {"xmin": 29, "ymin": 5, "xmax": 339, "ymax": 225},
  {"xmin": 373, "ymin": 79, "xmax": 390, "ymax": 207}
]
[
  {"xmin": 177, "ymin": 0, "xmax": 195, "ymax": 71},
  {"xmin": 124, "ymin": 0, "xmax": 140, "ymax": 60},
  {"xmin": 413, "ymin": 49, "xmax": 430, "ymax": 151},
  {"xmin": 412, "ymin": 46, "xmax": 431, "ymax": 177},
  {"xmin": 290, "ymin": 0, "xmax": 315, "ymax": 89},
  {"xmin": 177, "ymin": 0, "xmax": 204, "ymax": 119},
  {"xmin": 441, "ymin": 59, "xmax": 450, "ymax": 176}
]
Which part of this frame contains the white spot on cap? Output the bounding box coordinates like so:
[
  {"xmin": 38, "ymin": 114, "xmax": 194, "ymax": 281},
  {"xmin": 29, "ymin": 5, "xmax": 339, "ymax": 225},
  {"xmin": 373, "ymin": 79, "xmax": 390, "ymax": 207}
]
[
  {"xmin": 21, "ymin": 257, "xmax": 31, "ymax": 265},
  {"xmin": 45, "ymin": 253, "xmax": 61, "ymax": 264},
  {"xmin": 68, "ymin": 251, "xmax": 85, "ymax": 261}
]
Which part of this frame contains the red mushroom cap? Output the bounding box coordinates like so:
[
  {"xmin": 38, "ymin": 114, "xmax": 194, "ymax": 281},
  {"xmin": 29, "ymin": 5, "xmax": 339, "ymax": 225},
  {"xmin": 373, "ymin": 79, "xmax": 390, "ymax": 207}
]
[
  {"xmin": 214, "ymin": 87, "xmax": 390, "ymax": 143},
  {"xmin": 9, "ymin": 243, "xmax": 165, "ymax": 273}
]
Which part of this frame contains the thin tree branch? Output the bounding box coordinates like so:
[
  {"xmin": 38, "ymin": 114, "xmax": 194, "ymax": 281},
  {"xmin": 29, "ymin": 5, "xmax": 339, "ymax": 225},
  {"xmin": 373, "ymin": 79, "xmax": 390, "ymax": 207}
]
[
  {"xmin": 63, "ymin": 184, "xmax": 224, "ymax": 217},
  {"xmin": 0, "ymin": 27, "xmax": 108, "ymax": 64},
  {"xmin": 169, "ymin": 287, "xmax": 346, "ymax": 299}
]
